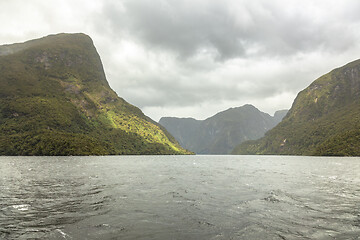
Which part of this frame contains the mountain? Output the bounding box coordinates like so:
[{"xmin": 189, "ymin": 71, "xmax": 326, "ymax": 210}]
[
  {"xmin": 0, "ymin": 33, "xmax": 190, "ymax": 155},
  {"xmin": 158, "ymin": 117, "xmax": 201, "ymax": 151},
  {"xmin": 233, "ymin": 59, "xmax": 360, "ymax": 156},
  {"xmin": 159, "ymin": 105, "xmax": 287, "ymax": 154},
  {"xmin": 273, "ymin": 110, "xmax": 289, "ymax": 123}
]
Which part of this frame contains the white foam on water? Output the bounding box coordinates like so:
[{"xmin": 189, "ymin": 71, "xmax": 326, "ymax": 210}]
[
  {"xmin": 56, "ymin": 229, "xmax": 71, "ymax": 239},
  {"xmin": 12, "ymin": 204, "xmax": 30, "ymax": 211}
]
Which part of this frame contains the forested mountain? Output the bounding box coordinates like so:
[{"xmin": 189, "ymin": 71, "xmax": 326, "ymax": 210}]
[
  {"xmin": 0, "ymin": 33, "xmax": 190, "ymax": 155},
  {"xmin": 233, "ymin": 59, "xmax": 360, "ymax": 156}
]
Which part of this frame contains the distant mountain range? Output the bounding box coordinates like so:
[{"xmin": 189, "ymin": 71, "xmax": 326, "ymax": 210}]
[
  {"xmin": 160, "ymin": 105, "xmax": 287, "ymax": 154},
  {"xmin": 0, "ymin": 33, "xmax": 190, "ymax": 155},
  {"xmin": 233, "ymin": 59, "xmax": 360, "ymax": 156}
]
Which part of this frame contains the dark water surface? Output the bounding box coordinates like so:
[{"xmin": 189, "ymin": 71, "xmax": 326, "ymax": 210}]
[{"xmin": 1, "ymin": 155, "xmax": 360, "ymax": 239}]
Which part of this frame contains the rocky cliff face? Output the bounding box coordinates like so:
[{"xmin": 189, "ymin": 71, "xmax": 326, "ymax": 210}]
[
  {"xmin": 0, "ymin": 33, "xmax": 190, "ymax": 155},
  {"xmin": 160, "ymin": 105, "xmax": 287, "ymax": 154},
  {"xmin": 233, "ymin": 59, "xmax": 360, "ymax": 156}
]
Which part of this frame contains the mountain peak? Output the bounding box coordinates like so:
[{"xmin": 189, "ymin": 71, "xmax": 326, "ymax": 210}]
[
  {"xmin": 0, "ymin": 33, "xmax": 92, "ymax": 57},
  {"xmin": 228, "ymin": 104, "xmax": 257, "ymax": 111}
]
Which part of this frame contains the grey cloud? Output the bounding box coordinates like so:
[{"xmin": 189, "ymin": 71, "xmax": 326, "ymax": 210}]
[
  {"xmin": 103, "ymin": 0, "xmax": 248, "ymax": 59},
  {"xmin": 3, "ymin": 0, "xmax": 360, "ymax": 121},
  {"xmin": 89, "ymin": 1, "xmax": 360, "ymax": 120},
  {"xmin": 102, "ymin": 0, "xmax": 360, "ymax": 60},
  {"xmin": 114, "ymin": 72, "xmax": 282, "ymax": 109}
]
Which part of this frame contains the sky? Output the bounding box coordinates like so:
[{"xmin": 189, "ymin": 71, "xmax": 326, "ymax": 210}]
[{"xmin": 1, "ymin": 0, "xmax": 360, "ymax": 121}]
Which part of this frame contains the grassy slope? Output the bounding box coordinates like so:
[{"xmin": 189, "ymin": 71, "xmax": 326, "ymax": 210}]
[
  {"xmin": 233, "ymin": 59, "xmax": 360, "ymax": 156},
  {"xmin": 0, "ymin": 33, "xmax": 190, "ymax": 155}
]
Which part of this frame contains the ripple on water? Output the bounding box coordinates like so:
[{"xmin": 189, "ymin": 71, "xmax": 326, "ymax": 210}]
[
  {"xmin": 1, "ymin": 155, "xmax": 360, "ymax": 239},
  {"xmin": 0, "ymin": 173, "xmax": 110, "ymax": 239}
]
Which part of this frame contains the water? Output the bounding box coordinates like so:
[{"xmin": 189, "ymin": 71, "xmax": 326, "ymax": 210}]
[{"xmin": 1, "ymin": 155, "xmax": 360, "ymax": 240}]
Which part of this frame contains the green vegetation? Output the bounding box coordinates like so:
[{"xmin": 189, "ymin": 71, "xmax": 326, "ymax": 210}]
[
  {"xmin": 233, "ymin": 59, "xmax": 360, "ymax": 156},
  {"xmin": 0, "ymin": 33, "xmax": 191, "ymax": 155}
]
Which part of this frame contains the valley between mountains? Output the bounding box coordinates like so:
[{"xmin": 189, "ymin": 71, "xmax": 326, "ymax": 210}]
[{"xmin": 1, "ymin": 33, "xmax": 360, "ymax": 156}]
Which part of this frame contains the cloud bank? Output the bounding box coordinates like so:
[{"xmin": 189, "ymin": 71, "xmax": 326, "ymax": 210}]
[{"xmin": 1, "ymin": 0, "xmax": 360, "ymax": 120}]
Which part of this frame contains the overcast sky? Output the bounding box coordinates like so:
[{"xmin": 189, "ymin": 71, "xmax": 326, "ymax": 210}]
[{"xmin": 1, "ymin": 0, "xmax": 360, "ymax": 121}]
